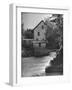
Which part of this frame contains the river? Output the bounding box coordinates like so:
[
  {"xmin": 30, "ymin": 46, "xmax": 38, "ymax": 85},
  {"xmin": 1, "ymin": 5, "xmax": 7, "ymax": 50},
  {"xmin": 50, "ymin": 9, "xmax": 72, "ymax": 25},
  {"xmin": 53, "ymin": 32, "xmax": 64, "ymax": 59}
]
[{"xmin": 21, "ymin": 52, "xmax": 57, "ymax": 77}]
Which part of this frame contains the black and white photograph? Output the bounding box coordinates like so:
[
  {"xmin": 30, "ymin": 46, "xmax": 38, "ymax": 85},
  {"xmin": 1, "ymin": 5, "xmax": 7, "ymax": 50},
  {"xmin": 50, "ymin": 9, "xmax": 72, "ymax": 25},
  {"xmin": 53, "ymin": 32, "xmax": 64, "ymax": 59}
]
[{"xmin": 21, "ymin": 12, "xmax": 63, "ymax": 77}]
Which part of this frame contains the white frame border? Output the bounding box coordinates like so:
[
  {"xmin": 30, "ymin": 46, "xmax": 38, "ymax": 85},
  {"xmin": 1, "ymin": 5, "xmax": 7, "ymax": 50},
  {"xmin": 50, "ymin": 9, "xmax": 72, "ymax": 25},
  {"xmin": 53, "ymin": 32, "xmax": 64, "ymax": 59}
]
[{"xmin": 9, "ymin": 4, "xmax": 70, "ymax": 86}]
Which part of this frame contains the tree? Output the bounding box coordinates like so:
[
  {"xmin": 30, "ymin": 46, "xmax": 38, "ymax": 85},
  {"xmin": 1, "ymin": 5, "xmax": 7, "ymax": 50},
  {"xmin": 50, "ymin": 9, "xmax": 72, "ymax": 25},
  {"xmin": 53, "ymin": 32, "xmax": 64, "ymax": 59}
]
[
  {"xmin": 45, "ymin": 14, "xmax": 63, "ymax": 50},
  {"xmin": 52, "ymin": 14, "xmax": 63, "ymax": 50},
  {"xmin": 24, "ymin": 29, "xmax": 34, "ymax": 39}
]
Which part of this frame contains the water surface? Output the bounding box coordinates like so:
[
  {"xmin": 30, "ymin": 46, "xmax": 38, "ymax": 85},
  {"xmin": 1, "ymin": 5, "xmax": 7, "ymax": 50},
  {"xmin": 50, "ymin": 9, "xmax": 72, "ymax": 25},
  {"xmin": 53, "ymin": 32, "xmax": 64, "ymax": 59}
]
[{"xmin": 21, "ymin": 52, "xmax": 57, "ymax": 77}]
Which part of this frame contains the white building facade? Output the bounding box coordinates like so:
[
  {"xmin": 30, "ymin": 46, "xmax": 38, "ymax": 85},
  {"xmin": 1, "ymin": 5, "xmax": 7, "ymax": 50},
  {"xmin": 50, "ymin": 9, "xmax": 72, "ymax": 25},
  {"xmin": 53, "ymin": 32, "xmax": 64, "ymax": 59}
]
[{"xmin": 33, "ymin": 20, "xmax": 47, "ymax": 48}]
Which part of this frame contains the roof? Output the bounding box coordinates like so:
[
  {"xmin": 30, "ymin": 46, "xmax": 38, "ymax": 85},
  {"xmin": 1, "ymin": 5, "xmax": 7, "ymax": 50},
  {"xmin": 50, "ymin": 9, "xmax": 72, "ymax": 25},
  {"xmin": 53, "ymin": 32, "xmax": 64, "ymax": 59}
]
[
  {"xmin": 33, "ymin": 20, "xmax": 46, "ymax": 31},
  {"xmin": 32, "ymin": 19, "xmax": 57, "ymax": 32}
]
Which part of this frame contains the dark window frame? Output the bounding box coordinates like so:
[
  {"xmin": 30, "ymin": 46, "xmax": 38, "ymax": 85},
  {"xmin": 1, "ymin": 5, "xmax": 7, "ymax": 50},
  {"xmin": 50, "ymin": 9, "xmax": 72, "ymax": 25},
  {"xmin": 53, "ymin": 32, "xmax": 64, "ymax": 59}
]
[
  {"xmin": 38, "ymin": 32, "xmax": 40, "ymax": 36},
  {"xmin": 36, "ymin": 38, "xmax": 38, "ymax": 40},
  {"xmin": 39, "ymin": 43, "xmax": 41, "ymax": 47},
  {"xmin": 42, "ymin": 25, "xmax": 44, "ymax": 29}
]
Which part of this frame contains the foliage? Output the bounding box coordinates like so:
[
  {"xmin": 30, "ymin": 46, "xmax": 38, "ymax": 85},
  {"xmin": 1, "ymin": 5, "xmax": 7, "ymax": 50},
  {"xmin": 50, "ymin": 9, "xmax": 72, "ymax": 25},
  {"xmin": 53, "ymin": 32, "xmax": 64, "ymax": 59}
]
[
  {"xmin": 24, "ymin": 29, "xmax": 34, "ymax": 39},
  {"xmin": 45, "ymin": 14, "xmax": 63, "ymax": 50}
]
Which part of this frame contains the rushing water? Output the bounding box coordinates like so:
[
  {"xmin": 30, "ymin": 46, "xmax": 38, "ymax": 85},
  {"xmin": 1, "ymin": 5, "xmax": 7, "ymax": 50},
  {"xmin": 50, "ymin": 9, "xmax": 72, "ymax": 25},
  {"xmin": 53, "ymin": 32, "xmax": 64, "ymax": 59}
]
[{"xmin": 21, "ymin": 52, "xmax": 57, "ymax": 77}]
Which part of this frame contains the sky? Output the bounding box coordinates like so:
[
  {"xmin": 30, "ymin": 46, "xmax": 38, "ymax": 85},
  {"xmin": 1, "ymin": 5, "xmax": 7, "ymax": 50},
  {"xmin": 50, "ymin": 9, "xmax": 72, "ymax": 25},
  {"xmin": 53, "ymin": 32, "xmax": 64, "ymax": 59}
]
[{"xmin": 21, "ymin": 12, "xmax": 52, "ymax": 30}]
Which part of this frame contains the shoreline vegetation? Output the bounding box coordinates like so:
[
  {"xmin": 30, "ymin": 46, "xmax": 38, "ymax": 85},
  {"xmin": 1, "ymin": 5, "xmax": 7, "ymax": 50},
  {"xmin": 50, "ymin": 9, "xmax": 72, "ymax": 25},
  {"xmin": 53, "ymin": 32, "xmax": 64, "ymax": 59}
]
[{"xmin": 45, "ymin": 48, "xmax": 63, "ymax": 75}]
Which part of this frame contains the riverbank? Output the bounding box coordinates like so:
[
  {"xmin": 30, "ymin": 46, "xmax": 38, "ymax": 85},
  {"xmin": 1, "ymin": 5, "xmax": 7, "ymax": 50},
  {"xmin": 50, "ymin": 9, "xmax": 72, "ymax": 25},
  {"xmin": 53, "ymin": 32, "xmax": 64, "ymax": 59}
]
[{"xmin": 45, "ymin": 48, "xmax": 63, "ymax": 75}]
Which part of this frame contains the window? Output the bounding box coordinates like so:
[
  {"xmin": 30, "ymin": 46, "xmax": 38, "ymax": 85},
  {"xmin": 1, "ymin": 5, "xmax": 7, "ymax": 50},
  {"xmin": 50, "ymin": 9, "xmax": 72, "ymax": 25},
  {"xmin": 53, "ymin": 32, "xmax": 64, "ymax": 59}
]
[
  {"xmin": 39, "ymin": 43, "xmax": 41, "ymax": 47},
  {"xmin": 42, "ymin": 38, "xmax": 44, "ymax": 40},
  {"xmin": 38, "ymin": 32, "xmax": 40, "ymax": 36},
  {"xmin": 36, "ymin": 38, "xmax": 38, "ymax": 40},
  {"xmin": 42, "ymin": 25, "xmax": 44, "ymax": 29}
]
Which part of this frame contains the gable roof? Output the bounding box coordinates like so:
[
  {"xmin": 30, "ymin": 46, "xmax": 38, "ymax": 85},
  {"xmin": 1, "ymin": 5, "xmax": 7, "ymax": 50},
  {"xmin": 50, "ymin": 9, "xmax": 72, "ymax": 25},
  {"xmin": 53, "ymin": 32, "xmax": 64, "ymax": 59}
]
[
  {"xmin": 32, "ymin": 19, "xmax": 56, "ymax": 32},
  {"xmin": 33, "ymin": 20, "xmax": 46, "ymax": 31}
]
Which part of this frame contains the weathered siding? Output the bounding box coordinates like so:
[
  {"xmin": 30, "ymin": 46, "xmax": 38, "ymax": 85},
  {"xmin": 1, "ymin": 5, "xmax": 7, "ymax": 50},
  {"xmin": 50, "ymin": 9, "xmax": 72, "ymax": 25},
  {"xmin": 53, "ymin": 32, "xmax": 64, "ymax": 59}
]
[
  {"xmin": 33, "ymin": 43, "xmax": 39, "ymax": 47},
  {"xmin": 41, "ymin": 43, "xmax": 46, "ymax": 47},
  {"xmin": 34, "ymin": 22, "xmax": 46, "ymax": 41},
  {"xmin": 32, "ymin": 40, "xmax": 46, "ymax": 48}
]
